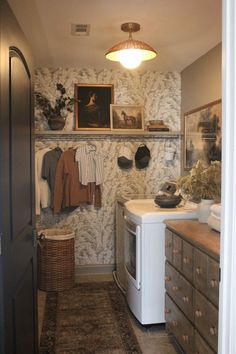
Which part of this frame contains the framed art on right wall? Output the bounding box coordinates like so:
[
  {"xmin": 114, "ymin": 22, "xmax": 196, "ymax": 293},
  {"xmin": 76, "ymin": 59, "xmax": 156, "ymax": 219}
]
[{"xmin": 184, "ymin": 99, "xmax": 222, "ymax": 170}]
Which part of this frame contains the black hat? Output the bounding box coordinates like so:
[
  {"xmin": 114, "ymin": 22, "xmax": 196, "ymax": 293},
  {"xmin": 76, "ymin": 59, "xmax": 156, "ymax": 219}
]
[
  {"xmin": 135, "ymin": 144, "xmax": 151, "ymax": 169},
  {"xmin": 117, "ymin": 146, "xmax": 133, "ymax": 169}
]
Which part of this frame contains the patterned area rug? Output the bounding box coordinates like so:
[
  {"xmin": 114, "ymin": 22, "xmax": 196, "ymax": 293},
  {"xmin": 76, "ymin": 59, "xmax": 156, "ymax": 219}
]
[{"xmin": 39, "ymin": 281, "xmax": 142, "ymax": 354}]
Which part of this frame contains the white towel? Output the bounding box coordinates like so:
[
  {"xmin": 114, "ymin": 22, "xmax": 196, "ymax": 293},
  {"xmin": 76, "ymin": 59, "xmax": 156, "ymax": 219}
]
[
  {"xmin": 210, "ymin": 204, "xmax": 221, "ymax": 218},
  {"xmin": 211, "ymin": 212, "xmax": 221, "ymax": 221},
  {"xmin": 207, "ymin": 214, "xmax": 221, "ymax": 232}
]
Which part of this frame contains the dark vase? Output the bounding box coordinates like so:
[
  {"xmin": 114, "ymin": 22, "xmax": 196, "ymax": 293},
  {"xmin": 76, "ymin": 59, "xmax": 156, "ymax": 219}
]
[{"xmin": 48, "ymin": 117, "xmax": 65, "ymax": 130}]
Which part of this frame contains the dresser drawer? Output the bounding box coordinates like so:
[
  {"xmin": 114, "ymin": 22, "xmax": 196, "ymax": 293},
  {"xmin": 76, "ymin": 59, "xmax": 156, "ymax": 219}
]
[
  {"xmin": 165, "ymin": 261, "xmax": 178, "ymax": 297},
  {"xmin": 172, "ymin": 234, "xmax": 182, "ymax": 271},
  {"xmin": 182, "ymin": 240, "xmax": 193, "ymax": 282},
  {"xmin": 195, "ymin": 331, "xmax": 214, "ymax": 354},
  {"xmin": 207, "ymin": 257, "xmax": 219, "ymax": 307},
  {"xmin": 165, "ymin": 294, "xmax": 194, "ymax": 354},
  {"xmin": 176, "ymin": 306, "xmax": 194, "ymax": 354},
  {"xmin": 194, "ymin": 249, "xmax": 207, "ymax": 293},
  {"xmin": 165, "ymin": 293, "xmax": 178, "ymax": 335},
  {"xmin": 178, "ymin": 273, "xmax": 194, "ymax": 322},
  {"xmin": 165, "ymin": 229, "xmax": 173, "ymax": 263},
  {"xmin": 194, "ymin": 290, "xmax": 218, "ymax": 352}
]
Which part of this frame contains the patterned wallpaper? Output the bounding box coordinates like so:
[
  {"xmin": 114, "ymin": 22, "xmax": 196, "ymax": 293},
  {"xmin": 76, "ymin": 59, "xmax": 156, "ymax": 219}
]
[
  {"xmin": 35, "ymin": 68, "xmax": 181, "ymax": 131},
  {"xmin": 35, "ymin": 68, "xmax": 181, "ymax": 267}
]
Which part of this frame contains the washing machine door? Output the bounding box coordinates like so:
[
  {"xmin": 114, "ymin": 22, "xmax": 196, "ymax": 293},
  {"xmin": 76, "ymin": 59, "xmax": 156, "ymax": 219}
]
[{"xmin": 124, "ymin": 217, "xmax": 141, "ymax": 290}]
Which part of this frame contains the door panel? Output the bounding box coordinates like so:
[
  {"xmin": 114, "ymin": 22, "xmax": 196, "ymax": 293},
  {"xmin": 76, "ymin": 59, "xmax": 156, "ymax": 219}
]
[
  {"xmin": 13, "ymin": 262, "xmax": 35, "ymax": 354},
  {"xmin": 10, "ymin": 50, "xmax": 32, "ymax": 239},
  {"xmin": 0, "ymin": 1, "xmax": 37, "ymax": 353}
]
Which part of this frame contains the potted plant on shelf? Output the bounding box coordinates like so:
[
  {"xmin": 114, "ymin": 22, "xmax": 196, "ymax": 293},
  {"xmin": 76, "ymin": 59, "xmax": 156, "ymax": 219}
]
[
  {"xmin": 35, "ymin": 83, "xmax": 75, "ymax": 130},
  {"xmin": 176, "ymin": 160, "xmax": 221, "ymax": 222}
]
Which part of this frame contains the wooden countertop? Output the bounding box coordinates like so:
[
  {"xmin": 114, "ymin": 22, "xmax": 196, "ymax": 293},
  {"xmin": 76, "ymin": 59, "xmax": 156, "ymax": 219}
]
[{"xmin": 165, "ymin": 219, "xmax": 220, "ymax": 261}]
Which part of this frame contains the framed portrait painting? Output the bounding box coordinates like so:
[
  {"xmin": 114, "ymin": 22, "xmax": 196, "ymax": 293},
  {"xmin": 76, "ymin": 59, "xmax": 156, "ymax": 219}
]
[
  {"xmin": 110, "ymin": 104, "xmax": 144, "ymax": 131},
  {"xmin": 184, "ymin": 99, "xmax": 222, "ymax": 170},
  {"xmin": 74, "ymin": 84, "xmax": 114, "ymax": 130}
]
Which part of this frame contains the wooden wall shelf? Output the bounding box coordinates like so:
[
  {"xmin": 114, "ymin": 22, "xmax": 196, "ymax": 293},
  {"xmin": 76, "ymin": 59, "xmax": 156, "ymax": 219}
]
[{"xmin": 35, "ymin": 130, "xmax": 183, "ymax": 140}]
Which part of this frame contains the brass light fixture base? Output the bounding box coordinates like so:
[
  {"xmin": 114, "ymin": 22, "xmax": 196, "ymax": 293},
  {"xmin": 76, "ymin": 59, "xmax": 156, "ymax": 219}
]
[{"xmin": 121, "ymin": 22, "xmax": 140, "ymax": 33}]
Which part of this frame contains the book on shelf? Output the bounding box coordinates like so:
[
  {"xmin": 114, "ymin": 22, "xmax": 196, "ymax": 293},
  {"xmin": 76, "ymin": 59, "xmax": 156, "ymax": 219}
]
[{"xmin": 148, "ymin": 127, "xmax": 170, "ymax": 131}]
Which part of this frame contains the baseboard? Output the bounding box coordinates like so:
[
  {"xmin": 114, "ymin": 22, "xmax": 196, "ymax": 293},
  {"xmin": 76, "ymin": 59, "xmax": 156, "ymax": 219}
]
[{"xmin": 75, "ymin": 264, "xmax": 115, "ymax": 276}]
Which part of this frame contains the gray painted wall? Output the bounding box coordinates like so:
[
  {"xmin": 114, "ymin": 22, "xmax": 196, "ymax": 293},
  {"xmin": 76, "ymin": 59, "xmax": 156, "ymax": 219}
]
[
  {"xmin": 181, "ymin": 43, "xmax": 222, "ymax": 171},
  {"xmin": 181, "ymin": 43, "xmax": 221, "ymax": 119}
]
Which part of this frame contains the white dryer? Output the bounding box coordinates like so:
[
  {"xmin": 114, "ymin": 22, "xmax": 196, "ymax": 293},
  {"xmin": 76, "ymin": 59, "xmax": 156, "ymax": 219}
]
[{"xmin": 124, "ymin": 199, "xmax": 197, "ymax": 325}]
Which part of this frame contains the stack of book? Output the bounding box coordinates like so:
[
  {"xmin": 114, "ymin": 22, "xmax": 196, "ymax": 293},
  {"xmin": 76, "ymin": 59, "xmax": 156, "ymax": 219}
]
[{"xmin": 147, "ymin": 120, "xmax": 169, "ymax": 131}]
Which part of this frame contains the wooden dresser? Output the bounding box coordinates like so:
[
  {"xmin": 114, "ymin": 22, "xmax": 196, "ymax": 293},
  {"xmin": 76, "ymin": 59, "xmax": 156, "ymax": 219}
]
[{"xmin": 164, "ymin": 220, "xmax": 220, "ymax": 354}]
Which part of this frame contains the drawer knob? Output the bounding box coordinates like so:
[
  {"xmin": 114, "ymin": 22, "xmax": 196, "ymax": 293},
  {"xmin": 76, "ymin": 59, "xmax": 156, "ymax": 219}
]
[
  {"xmin": 183, "ymin": 257, "xmax": 189, "ymax": 264},
  {"xmin": 210, "ymin": 327, "xmax": 217, "ymax": 336},
  {"xmin": 173, "ymin": 249, "xmax": 179, "ymax": 255},
  {"xmin": 165, "ymin": 276, "xmax": 171, "ymax": 282},
  {"xmin": 182, "ymin": 334, "xmax": 189, "ymax": 342},
  {"xmin": 210, "ymin": 279, "xmax": 218, "ymax": 287},
  {"xmin": 195, "ymin": 310, "xmax": 202, "ymax": 317},
  {"xmin": 165, "ymin": 308, "xmax": 171, "ymax": 314},
  {"xmin": 171, "ymin": 320, "xmax": 178, "ymax": 327},
  {"xmin": 172, "ymin": 285, "xmax": 178, "ymax": 291},
  {"xmin": 196, "ymin": 267, "xmax": 202, "ymax": 275},
  {"xmin": 182, "ymin": 296, "xmax": 189, "ymax": 303}
]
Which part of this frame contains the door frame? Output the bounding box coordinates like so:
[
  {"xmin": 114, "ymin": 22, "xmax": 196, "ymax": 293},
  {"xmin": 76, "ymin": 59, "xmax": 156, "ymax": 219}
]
[
  {"xmin": 0, "ymin": 1, "xmax": 37, "ymax": 352},
  {"xmin": 219, "ymin": 0, "xmax": 236, "ymax": 353}
]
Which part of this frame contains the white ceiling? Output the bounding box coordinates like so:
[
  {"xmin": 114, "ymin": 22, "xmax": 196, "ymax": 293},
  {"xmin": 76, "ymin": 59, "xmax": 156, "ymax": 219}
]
[{"xmin": 8, "ymin": 0, "xmax": 221, "ymax": 71}]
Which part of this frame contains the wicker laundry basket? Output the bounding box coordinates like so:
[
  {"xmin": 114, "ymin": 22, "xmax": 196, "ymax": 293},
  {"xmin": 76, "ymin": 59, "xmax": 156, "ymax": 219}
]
[{"xmin": 38, "ymin": 228, "xmax": 75, "ymax": 291}]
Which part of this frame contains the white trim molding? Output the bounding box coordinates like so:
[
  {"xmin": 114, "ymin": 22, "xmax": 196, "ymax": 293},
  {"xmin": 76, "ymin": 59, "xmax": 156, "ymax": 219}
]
[{"xmin": 219, "ymin": 0, "xmax": 236, "ymax": 353}]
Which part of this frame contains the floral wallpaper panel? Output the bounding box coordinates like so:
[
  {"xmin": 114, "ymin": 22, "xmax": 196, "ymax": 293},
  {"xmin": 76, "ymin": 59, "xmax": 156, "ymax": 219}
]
[{"xmin": 35, "ymin": 68, "xmax": 181, "ymax": 267}]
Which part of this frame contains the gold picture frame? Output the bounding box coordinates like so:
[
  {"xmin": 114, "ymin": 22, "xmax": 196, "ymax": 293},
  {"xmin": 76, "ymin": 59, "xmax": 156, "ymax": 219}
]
[
  {"xmin": 184, "ymin": 99, "xmax": 222, "ymax": 170},
  {"xmin": 74, "ymin": 84, "xmax": 114, "ymax": 131},
  {"xmin": 110, "ymin": 104, "xmax": 144, "ymax": 131}
]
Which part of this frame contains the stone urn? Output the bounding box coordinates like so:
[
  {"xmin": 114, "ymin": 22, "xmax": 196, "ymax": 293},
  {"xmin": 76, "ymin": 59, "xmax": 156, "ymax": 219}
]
[{"xmin": 48, "ymin": 117, "xmax": 66, "ymax": 130}]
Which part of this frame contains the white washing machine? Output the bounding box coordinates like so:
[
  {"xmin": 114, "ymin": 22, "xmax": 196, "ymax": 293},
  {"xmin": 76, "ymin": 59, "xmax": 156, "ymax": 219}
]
[
  {"xmin": 114, "ymin": 194, "xmax": 155, "ymax": 293},
  {"xmin": 124, "ymin": 199, "xmax": 197, "ymax": 325}
]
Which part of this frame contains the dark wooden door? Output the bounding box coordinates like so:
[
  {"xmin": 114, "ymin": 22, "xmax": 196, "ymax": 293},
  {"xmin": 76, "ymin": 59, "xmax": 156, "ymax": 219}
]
[{"xmin": 0, "ymin": 1, "xmax": 37, "ymax": 353}]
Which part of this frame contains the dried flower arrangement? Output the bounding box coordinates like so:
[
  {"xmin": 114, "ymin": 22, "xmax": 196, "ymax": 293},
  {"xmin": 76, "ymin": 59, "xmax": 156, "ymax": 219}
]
[
  {"xmin": 177, "ymin": 160, "xmax": 221, "ymax": 202},
  {"xmin": 35, "ymin": 83, "xmax": 75, "ymax": 130}
]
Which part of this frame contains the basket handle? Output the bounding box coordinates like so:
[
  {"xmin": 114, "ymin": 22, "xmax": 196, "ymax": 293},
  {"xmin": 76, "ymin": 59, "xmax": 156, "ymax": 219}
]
[{"xmin": 37, "ymin": 233, "xmax": 46, "ymax": 249}]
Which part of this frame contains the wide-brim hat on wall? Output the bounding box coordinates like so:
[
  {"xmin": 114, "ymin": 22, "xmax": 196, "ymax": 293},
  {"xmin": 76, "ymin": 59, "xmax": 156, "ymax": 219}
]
[
  {"xmin": 117, "ymin": 146, "xmax": 133, "ymax": 169},
  {"xmin": 135, "ymin": 144, "xmax": 151, "ymax": 169}
]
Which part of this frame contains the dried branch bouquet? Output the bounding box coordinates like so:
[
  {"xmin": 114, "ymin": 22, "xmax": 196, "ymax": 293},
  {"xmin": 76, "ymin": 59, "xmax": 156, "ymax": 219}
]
[{"xmin": 177, "ymin": 160, "xmax": 221, "ymax": 202}]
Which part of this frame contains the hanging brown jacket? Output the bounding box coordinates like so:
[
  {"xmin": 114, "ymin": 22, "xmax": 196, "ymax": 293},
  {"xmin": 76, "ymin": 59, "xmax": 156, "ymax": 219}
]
[{"xmin": 53, "ymin": 149, "xmax": 101, "ymax": 213}]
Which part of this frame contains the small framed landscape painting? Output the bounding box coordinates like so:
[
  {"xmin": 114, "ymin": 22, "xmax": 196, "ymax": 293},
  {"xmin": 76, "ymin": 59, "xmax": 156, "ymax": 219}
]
[
  {"xmin": 184, "ymin": 99, "xmax": 222, "ymax": 170},
  {"xmin": 110, "ymin": 104, "xmax": 144, "ymax": 131},
  {"xmin": 74, "ymin": 84, "xmax": 114, "ymax": 131}
]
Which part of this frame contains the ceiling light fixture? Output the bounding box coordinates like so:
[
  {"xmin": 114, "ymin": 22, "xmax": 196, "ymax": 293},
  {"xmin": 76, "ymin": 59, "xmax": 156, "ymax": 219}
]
[{"xmin": 105, "ymin": 22, "xmax": 157, "ymax": 69}]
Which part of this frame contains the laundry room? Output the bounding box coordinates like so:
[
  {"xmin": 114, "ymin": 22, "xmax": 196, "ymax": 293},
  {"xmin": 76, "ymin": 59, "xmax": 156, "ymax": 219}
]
[{"xmin": 1, "ymin": 1, "xmax": 230, "ymax": 354}]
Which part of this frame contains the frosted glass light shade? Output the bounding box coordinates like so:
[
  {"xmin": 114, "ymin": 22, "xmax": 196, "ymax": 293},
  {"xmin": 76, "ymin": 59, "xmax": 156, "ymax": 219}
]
[{"xmin": 118, "ymin": 49, "xmax": 142, "ymax": 69}]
